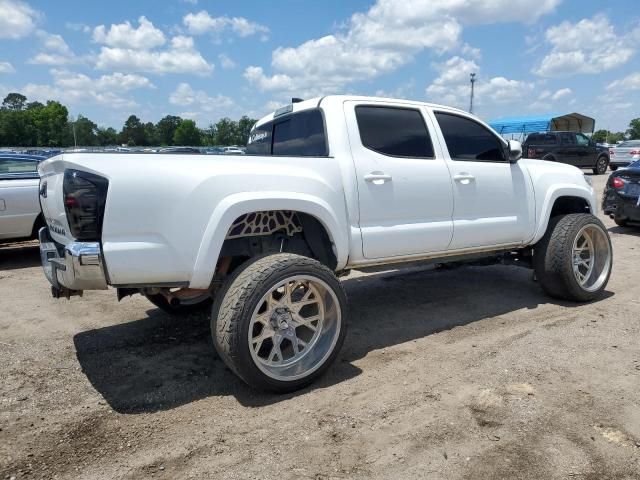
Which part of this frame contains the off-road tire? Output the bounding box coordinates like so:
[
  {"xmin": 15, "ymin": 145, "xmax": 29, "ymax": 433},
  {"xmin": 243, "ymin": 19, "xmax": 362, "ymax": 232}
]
[
  {"xmin": 145, "ymin": 293, "xmax": 212, "ymax": 314},
  {"xmin": 211, "ymin": 253, "xmax": 347, "ymax": 392},
  {"xmin": 533, "ymin": 213, "xmax": 612, "ymax": 302},
  {"xmin": 593, "ymin": 156, "xmax": 609, "ymax": 175}
]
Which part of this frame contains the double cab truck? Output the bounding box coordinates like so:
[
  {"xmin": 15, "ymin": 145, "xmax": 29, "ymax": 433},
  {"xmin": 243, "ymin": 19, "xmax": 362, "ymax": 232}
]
[
  {"xmin": 37, "ymin": 96, "xmax": 613, "ymax": 392},
  {"xmin": 522, "ymin": 131, "xmax": 610, "ymax": 175}
]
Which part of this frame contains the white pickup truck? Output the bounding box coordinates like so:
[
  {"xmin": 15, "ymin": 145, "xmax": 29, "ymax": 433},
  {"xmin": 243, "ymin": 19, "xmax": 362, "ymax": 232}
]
[{"xmin": 37, "ymin": 95, "xmax": 612, "ymax": 392}]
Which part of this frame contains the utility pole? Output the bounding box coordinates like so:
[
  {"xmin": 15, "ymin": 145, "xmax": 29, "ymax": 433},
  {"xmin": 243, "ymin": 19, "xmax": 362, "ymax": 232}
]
[
  {"xmin": 469, "ymin": 73, "xmax": 476, "ymax": 114},
  {"xmin": 70, "ymin": 115, "xmax": 77, "ymax": 148}
]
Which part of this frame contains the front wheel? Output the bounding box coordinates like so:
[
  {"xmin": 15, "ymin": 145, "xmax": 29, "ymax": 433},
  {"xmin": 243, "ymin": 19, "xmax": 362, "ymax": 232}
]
[
  {"xmin": 533, "ymin": 214, "xmax": 612, "ymax": 302},
  {"xmin": 212, "ymin": 253, "xmax": 347, "ymax": 392},
  {"xmin": 593, "ymin": 156, "xmax": 609, "ymax": 175}
]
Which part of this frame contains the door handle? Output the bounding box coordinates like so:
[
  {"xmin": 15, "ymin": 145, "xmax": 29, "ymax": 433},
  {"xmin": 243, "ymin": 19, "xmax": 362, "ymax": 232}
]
[
  {"xmin": 453, "ymin": 173, "xmax": 475, "ymax": 182},
  {"xmin": 364, "ymin": 172, "xmax": 392, "ymax": 183}
]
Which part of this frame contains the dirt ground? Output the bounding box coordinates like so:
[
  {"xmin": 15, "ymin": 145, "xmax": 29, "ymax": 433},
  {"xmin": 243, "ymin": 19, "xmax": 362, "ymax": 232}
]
[{"xmin": 1, "ymin": 173, "xmax": 639, "ymax": 480}]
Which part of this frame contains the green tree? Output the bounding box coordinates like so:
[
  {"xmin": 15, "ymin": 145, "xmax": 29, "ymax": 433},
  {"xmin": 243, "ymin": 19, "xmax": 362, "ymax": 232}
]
[
  {"xmin": 592, "ymin": 129, "xmax": 625, "ymax": 144},
  {"xmin": 73, "ymin": 115, "xmax": 98, "ymax": 146},
  {"xmin": 42, "ymin": 101, "xmax": 70, "ymax": 146},
  {"xmin": 2, "ymin": 92, "xmax": 27, "ymax": 111},
  {"xmin": 144, "ymin": 122, "xmax": 158, "ymax": 145},
  {"xmin": 213, "ymin": 117, "xmax": 238, "ymax": 146},
  {"xmin": 237, "ymin": 116, "xmax": 256, "ymax": 145},
  {"xmin": 173, "ymin": 119, "xmax": 201, "ymax": 146},
  {"xmin": 96, "ymin": 127, "xmax": 118, "ymax": 146},
  {"xmin": 156, "ymin": 115, "xmax": 182, "ymax": 146},
  {"xmin": 119, "ymin": 115, "xmax": 146, "ymax": 146},
  {"xmin": 626, "ymin": 118, "xmax": 640, "ymax": 140}
]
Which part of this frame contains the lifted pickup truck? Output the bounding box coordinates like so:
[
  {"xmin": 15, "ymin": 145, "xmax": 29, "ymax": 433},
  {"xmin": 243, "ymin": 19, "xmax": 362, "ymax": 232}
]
[
  {"xmin": 38, "ymin": 96, "xmax": 612, "ymax": 392},
  {"xmin": 522, "ymin": 131, "xmax": 610, "ymax": 175}
]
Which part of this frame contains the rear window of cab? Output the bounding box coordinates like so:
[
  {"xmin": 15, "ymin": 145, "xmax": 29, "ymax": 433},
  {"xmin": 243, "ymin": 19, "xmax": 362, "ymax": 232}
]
[{"xmin": 246, "ymin": 108, "xmax": 328, "ymax": 157}]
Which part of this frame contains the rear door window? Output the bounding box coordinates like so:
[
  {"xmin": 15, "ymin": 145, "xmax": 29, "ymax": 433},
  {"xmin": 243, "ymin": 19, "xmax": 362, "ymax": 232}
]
[
  {"xmin": 355, "ymin": 106, "xmax": 434, "ymax": 158},
  {"xmin": 434, "ymin": 112, "xmax": 506, "ymax": 162},
  {"xmin": 0, "ymin": 158, "xmax": 39, "ymax": 179},
  {"xmin": 560, "ymin": 133, "xmax": 576, "ymax": 145},
  {"xmin": 246, "ymin": 109, "xmax": 328, "ymax": 156}
]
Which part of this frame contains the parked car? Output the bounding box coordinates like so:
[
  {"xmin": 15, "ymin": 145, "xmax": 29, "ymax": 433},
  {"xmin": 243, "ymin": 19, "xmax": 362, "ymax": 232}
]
[
  {"xmin": 0, "ymin": 154, "xmax": 46, "ymax": 242},
  {"xmin": 608, "ymin": 140, "xmax": 640, "ymax": 171},
  {"xmin": 37, "ymin": 95, "xmax": 611, "ymax": 392},
  {"xmin": 159, "ymin": 146, "xmax": 202, "ymax": 154},
  {"xmin": 522, "ymin": 131, "xmax": 610, "ymax": 174},
  {"xmin": 602, "ymin": 159, "xmax": 640, "ymax": 226},
  {"xmin": 222, "ymin": 146, "xmax": 245, "ymax": 155}
]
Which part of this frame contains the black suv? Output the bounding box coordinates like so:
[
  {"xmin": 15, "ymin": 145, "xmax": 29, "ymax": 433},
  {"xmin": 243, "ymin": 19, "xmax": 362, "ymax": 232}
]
[{"xmin": 522, "ymin": 131, "xmax": 610, "ymax": 175}]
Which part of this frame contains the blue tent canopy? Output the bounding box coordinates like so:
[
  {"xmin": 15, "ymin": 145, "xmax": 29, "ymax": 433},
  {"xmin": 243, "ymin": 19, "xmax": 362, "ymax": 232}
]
[{"xmin": 489, "ymin": 113, "xmax": 595, "ymax": 135}]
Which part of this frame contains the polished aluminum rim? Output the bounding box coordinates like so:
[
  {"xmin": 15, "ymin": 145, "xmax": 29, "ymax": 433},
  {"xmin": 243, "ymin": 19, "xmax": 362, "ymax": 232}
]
[
  {"xmin": 248, "ymin": 275, "xmax": 341, "ymax": 381},
  {"xmin": 572, "ymin": 224, "xmax": 611, "ymax": 292}
]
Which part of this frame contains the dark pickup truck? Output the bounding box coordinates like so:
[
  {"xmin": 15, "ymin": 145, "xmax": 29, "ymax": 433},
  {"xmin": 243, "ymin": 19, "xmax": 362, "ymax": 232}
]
[{"xmin": 523, "ymin": 131, "xmax": 610, "ymax": 175}]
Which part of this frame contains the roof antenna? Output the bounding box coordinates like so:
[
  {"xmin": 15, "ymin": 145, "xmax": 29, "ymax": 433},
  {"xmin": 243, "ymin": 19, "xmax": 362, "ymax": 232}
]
[{"xmin": 291, "ymin": 97, "xmax": 304, "ymax": 103}]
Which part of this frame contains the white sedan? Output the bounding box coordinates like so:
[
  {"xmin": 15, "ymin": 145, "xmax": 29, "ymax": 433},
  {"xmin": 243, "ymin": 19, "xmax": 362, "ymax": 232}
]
[{"xmin": 0, "ymin": 154, "xmax": 45, "ymax": 242}]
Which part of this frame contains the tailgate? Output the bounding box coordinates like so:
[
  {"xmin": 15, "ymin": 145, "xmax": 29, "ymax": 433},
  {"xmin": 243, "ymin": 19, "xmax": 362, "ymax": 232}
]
[{"xmin": 38, "ymin": 156, "xmax": 74, "ymax": 245}]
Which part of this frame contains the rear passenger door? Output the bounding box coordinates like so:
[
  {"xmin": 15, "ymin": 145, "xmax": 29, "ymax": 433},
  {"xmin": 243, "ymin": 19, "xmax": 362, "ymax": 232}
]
[
  {"xmin": 575, "ymin": 133, "xmax": 597, "ymax": 167},
  {"xmin": 344, "ymin": 101, "xmax": 454, "ymax": 259},
  {"xmin": 0, "ymin": 157, "xmax": 41, "ymax": 240},
  {"xmin": 559, "ymin": 132, "xmax": 580, "ymax": 166},
  {"xmin": 431, "ymin": 111, "xmax": 535, "ymax": 250}
]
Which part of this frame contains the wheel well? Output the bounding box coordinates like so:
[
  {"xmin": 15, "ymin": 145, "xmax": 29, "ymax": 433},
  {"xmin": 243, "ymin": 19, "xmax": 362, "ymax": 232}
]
[
  {"xmin": 550, "ymin": 196, "xmax": 591, "ymax": 218},
  {"xmin": 217, "ymin": 211, "xmax": 337, "ymax": 276}
]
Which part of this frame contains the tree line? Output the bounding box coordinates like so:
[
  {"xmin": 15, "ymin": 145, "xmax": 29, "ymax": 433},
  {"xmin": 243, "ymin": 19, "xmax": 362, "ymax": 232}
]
[
  {"xmin": 0, "ymin": 92, "xmax": 257, "ymax": 148},
  {"xmin": 592, "ymin": 119, "xmax": 640, "ymax": 144}
]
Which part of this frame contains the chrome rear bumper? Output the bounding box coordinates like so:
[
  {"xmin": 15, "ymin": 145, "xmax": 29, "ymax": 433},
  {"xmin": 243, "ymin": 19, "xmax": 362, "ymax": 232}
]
[{"xmin": 39, "ymin": 227, "xmax": 108, "ymax": 295}]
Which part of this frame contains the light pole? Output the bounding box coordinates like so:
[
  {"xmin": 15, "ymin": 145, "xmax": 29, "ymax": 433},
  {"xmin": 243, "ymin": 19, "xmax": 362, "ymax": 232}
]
[
  {"xmin": 70, "ymin": 115, "xmax": 77, "ymax": 148},
  {"xmin": 469, "ymin": 73, "xmax": 476, "ymax": 114}
]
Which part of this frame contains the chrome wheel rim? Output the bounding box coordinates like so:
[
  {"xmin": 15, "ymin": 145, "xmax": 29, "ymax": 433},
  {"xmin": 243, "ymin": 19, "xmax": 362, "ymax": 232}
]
[
  {"xmin": 572, "ymin": 224, "xmax": 611, "ymax": 292},
  {"xmin": 248, "ymin": 275, "xmax": 341, "ymax": 381}
]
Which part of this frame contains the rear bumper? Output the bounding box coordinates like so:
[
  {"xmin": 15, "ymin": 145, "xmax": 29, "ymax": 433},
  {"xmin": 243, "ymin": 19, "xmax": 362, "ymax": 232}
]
[{"xmin": 39, "ymin": 227, "xmax": 108, "ymax": 293}]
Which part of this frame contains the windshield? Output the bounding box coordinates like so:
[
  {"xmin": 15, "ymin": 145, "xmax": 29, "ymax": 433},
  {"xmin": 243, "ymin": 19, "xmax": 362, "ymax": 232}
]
[
  {"xmin": 629, "ymin": 160, "xmax": 640, "ymax": 169},
  {"xmin": 246, "ymin": 108, "xmax": 328, "ymax": 156}
]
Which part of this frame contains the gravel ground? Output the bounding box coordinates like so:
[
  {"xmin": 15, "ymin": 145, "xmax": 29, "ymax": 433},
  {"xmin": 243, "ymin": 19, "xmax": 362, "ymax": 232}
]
[{"xmin": 1, "ymin": 173, "xmax": 639, "ymax": 479}]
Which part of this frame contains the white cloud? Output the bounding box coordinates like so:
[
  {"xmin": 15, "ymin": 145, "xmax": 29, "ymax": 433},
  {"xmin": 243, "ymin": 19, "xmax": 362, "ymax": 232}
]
[
  {"xmin": 183, "ymin": 10, "xmax": 269, "ymax": 39},
  {"xmin": 95, "ymin": 35, "xmax": 213, "ymax": 75},
  {"xmin": 0, "ymin": 61, "xmax": 15, "ymax": 73},
  {"xmin": 20, "ymin": 69, "xmax": 155, "ymax": 109},
  {"xmin": 65, "ymin": 22, "xmax": 90, "ymax": 33},
  {"xmin": 425, "ymin": 56, "xmax": 534, "ymax": 110},
  {"xmin": 551, "ymin": 87, "xmax": 571, "ymax": 100},
  {"xmin": 534, "ymin": 15, "xmax": 637, "ymax": 77},
  {"xmin": 169, "ymin": 82, "xmax": 233, "ymax": 112},
  {"xmin": 0, "ymin": 0, "xmax": 40, "ymax": 39},
  {"xmin": 28, "ymin": 30, "xmax": 81, "ymax": 65},
  {"xmin": 93, "ymin": 16, "xmax": 165, "ymax": 50},
  {"xmin": 218, "ymin": 53, "xmax": 236, "ymax": 69},
  {"xmin": 607, "ymin": 72, "xmax": 640, "ymax": 92},
  {"xmin": 245, "ymin": 0, "xmax": 558, "ymax": 98}
]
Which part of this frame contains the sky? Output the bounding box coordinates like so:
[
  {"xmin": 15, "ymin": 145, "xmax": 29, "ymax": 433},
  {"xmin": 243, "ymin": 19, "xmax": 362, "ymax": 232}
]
[{"xmin": 0, "ymin": 0, "xmax": 639, "ymax": 132}]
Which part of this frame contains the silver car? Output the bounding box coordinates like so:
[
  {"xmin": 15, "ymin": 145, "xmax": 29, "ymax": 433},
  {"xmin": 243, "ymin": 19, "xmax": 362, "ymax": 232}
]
[
  {"xmin": 609, "ymin": 140, "xmax": 640, "ymax": 171},
  {"xmin": 0, "ymin": 154, "xmax": 45, "ymax": 242}
]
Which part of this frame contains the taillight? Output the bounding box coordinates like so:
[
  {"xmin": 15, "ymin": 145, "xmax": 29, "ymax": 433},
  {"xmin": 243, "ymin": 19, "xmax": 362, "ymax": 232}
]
[
  {"xmin": 609, "ymin": 149, "xmax": 615, "ymax": 156},
  {"xmin": 611, "ymin": 177, "xmax": 625, "ymax": 189},
  {"xmin": 630, "ymin": 150, "xmax": 640, "ymax": 155},
  {"xmin": 527, "ymin": 147, "xmax": 535, "ymax": 158},
  {"xmin": 63, "ymin": 169, "xmax": 108, "ymax": 240}
]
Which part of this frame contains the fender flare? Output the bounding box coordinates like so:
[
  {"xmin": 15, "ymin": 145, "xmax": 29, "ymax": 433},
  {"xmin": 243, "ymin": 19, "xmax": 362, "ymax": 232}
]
[
  {"xmin": 530, "ymin": 185, "xmax": 597, "ymax": 245},
  {"xmin": 189, "ymin": 192, "xmax": 349, "ymax": 288}
]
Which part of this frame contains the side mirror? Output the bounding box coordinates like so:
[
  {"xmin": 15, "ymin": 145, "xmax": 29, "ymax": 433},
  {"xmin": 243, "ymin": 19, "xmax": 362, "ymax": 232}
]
[{"xmin": 508, "ymin": 140, "xmax": 522, "ymax": 162}]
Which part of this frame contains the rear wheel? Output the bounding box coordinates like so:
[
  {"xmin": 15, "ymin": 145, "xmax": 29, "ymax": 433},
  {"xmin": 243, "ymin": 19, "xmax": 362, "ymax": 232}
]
[
  {"xmin": 593, "ymin": 156, "xmax": 609, "ymax": 175},
  {"xmin": 212, "ymin": 253, "xmax": 347, "ymax": 392},
  {"xmin": 534, "ymin": 214, "xmax": 612, "ymax": 302}
]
